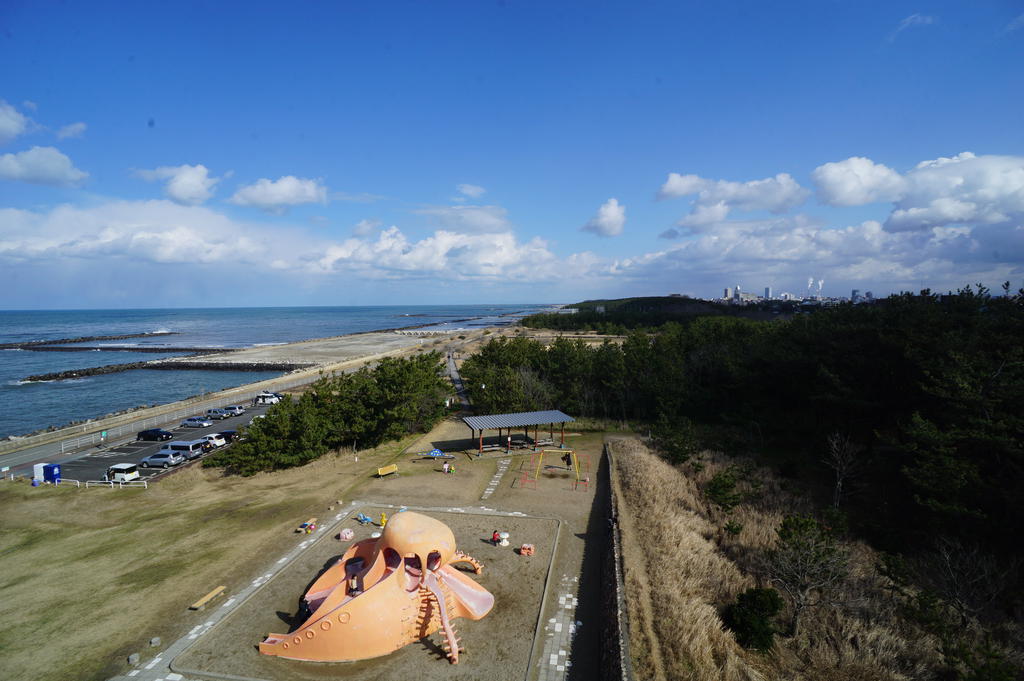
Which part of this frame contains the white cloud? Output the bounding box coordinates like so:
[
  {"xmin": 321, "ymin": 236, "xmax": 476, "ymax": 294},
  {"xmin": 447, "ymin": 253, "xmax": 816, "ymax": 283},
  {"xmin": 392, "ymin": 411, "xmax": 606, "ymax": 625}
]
[
  {"xmin": 457, "ymin": 183, "xmax": 486, "ymax": 198},
  {"xmin": 581, "ymin": 198, "xmax": 626, "ymax": 237},
  {"xmin": 617, "ymin": 213, "xmax": 1023, "ymax": 297},
  {"xmin": 885, "ymin": 152, "xmax": 1024, "ymax": 231},
  {"xmin": 0, "ymin": 100, "xmax": 31, "ymax": 144},
  {"xmin": 415, "ymin": 204, "xmax": 512, "ymax": 233},
  {"xmin": 137, "ymin": 164, "xmax": 223, "ymax": 205},
  {"xmin": 352, "ymin": 218, "xmax": 381, "ymax": 236},
  {"xmin": 310, "ymin": 227, "xmax": 579, "ymax": 281},
  {"xmin": 889, "ymin": 13, "xmax": 936, "ymax": 42},
  {"xmin": 229, "ymin": 176, "xmax": 328, "ymax": 213},
  {"xmin": 21, "ymin": 100, "xmax": 37, "ymax": 112},
  {"xmin": 1006, "ymin": 13, "xmax": 1024, "ymax": 33},
  {"xmin": 0, "ymin": 200, "xmax": 270, "ymax": 267},
  {"xmin": 812, "ymin": 156, "xmax": 905, "ymax": 206},
  {"xmin": 56, "ymin": 122, "xmax": 87, "ymax": 139},
  {"xmin": 657, "ymin": 171, "xmax": 809, "ymax": 228},
  {"xmin": 0, "ymin": 200, "xmax": 597, "ymax": 287},
  {"xmin": 0, "ymin": 146, "xmax": 88, "ymax": 186}
]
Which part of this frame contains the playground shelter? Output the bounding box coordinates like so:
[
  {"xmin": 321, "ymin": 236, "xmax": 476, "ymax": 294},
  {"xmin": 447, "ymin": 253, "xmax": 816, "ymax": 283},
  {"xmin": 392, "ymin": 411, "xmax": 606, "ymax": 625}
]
[{"xmin": 462, "ymin": 410, "xmax": 575, "ymax": 454}]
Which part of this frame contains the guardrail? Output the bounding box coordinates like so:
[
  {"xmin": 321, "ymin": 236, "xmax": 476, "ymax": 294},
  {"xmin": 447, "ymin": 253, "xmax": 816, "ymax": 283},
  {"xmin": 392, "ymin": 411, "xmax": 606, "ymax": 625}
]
[
  {"xmin": 56, "ymin": 478, "xmax": 81, "ymax": 487},
  {"xmin": 84, "ymin": 479, "xmax": 149, "ymax": 489}
]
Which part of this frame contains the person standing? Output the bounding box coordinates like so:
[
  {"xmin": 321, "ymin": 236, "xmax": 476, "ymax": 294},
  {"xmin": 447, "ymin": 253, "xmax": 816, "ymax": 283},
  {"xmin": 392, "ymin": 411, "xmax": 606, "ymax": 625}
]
[
  {"xmin": 492, "ymin": 530, "xmax": 500, "ymax": 546},
  {"xmin": 442, "ymin": 461, "xmax": 450, "ymax": 474},
  {"xmin": 380, "ymin": 511, "xmax": 388, "ymax": 528}
]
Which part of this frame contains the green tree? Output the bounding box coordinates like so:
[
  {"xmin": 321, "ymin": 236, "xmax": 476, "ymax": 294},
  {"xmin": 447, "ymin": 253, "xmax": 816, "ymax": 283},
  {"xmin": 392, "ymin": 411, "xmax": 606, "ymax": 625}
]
[{"xmin": 722, "ymin": 587, "xmax": 784, "ymax": 651}]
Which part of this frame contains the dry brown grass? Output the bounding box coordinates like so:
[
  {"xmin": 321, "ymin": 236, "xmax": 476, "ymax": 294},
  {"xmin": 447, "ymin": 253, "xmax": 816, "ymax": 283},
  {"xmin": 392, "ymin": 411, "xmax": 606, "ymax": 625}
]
[
  {"xmin": 610, "ymin": 438, "xmax": 946, "ymax": 681},
  {"xmin": 0, "ymin": 437, "xmax": 413, "ymax": 681},
  {"xmin": 610, "ymin": 437, "xmax": 763, "ymax": 681}
]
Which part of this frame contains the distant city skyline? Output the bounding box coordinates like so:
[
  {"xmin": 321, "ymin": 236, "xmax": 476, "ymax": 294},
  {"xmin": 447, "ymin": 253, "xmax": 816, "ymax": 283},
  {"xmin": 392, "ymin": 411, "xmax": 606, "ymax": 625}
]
[{"xmin": 1, "ymin": 2, "xmax": 1022, "ymax": 308}]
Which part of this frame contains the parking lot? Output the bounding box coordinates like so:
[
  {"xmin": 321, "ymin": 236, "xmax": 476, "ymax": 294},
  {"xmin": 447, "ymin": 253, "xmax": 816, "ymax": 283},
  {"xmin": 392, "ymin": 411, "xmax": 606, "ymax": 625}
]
[{"xmin": 51, "ymin": 401, "xmax": 276, "ymax": 483}]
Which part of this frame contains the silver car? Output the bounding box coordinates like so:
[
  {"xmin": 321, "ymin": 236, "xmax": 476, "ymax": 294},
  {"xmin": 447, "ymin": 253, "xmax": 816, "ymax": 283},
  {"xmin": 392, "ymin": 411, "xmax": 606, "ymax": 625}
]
[
  {"xmin": 182, "ymin": 416, "xmax": 213, "ymax": 428},
  {"xmin": 140, "ymin": 452, "xmax": 185, "ymax": 468}
]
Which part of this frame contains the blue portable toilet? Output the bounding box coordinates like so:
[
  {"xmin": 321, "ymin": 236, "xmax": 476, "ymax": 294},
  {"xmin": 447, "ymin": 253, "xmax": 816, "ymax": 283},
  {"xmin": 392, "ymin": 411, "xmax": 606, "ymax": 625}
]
[{"xmin": 42, "ymin": 463, "xmax": 61, "ymax": 483}]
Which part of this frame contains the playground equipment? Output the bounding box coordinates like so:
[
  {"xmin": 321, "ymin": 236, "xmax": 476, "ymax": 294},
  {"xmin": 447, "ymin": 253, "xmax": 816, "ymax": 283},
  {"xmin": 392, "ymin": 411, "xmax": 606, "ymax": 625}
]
[
  {"xmin": 260, "ymin": 512, "xmax": 493, "ymax": 665},
  {"xmin": 519, "ymin": 449, "xmax": 590, "ymax": 490}
]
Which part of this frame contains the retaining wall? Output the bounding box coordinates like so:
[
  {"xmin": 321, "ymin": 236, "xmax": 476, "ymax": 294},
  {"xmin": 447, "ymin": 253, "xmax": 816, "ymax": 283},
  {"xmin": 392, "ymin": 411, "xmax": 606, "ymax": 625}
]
[{"xmin": 601, "ymin": 442, "xmax": 635, "ymax": 681}]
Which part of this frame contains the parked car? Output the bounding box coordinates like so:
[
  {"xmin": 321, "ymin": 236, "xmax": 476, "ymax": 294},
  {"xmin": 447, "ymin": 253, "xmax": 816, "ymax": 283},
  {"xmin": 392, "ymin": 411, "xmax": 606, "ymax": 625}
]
[
  {"xmin": 254, "ymin": 394, "xmax": 280, "ymax": 405},
  {"xmin": 181, "ymin": 416, "xmax": 213, "ymax": 428},
  {"xmin": 105, "ymin": 463, "xmax": 140, "ymax": 482},
  {"xmin": 200, "ymin": 433, "xmax": 227, "ymax": 449},
  {"xmin": 222, "ymin": 405, "xmax": 245, "ymax": 416},
  {"xmin": 160, "ymin": 440, "xmax": 206, "ymax": 461},
  {"xmin": 140, "ymin": 451, "xmax": 185, "ymax": 468},
  {"xmin": 218, "ymin": 430, "xmax": 238, "ymax": 443},
  {"xmin": 205, "ymin": 408, "xmax": 231, "ymax": 420},
  {"xmin": 136, "ymin": 428, "xmax": 173, "ymax": 441}
]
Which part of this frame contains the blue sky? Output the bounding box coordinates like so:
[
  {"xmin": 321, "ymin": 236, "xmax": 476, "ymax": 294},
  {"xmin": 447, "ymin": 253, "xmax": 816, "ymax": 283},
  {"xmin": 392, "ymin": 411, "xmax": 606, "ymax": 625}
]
[{"xmin": 1, "ymin": 1, "xmax": 1022, "ymax": 308}]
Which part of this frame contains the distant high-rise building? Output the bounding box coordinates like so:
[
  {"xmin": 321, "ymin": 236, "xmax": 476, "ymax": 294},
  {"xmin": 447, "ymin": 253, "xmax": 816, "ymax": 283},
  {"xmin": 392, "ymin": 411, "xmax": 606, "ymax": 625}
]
[
  {"xmin": 764, "ymin": 286, "xmax": 772, "ymax": 300},
  {"xmin": 724, "ymin": 287, "xmax": 733, "ymax": 300},
  {"xmin": 851, "ymin": 289, "xmax": 860, "ymax": 303},
  {"xmin": 734, "ymin": 285, "xmax": 741, "ymax": 301},
  {"xmin": 865, "ymin": 291, "xmax": 874, "ymax": 301}
]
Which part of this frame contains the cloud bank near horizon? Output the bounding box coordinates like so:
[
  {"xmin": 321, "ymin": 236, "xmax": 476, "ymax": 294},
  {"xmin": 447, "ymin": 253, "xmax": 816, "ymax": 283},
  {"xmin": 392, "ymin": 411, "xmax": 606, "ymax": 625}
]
[{"xmin": 1, "ymin": 148, "xmax": 1022, "ymax": 305}]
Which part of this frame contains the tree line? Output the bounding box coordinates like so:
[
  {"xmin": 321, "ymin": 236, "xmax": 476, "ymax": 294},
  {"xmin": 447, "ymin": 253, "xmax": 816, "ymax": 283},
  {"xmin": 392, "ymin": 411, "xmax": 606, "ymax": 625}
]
[
  {"xmin": 462, "ymin": 285, "xmax": 1024, "ymax": 582},
  {"xmin": 204, "ymin": 353, "xmax": 451, "ymax": 476}
]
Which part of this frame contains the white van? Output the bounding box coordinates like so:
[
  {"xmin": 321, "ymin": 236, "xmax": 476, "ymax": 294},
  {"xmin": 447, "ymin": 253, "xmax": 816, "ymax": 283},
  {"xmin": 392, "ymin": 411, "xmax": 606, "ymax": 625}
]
[
  {"xmin": 254, "ymin": 394, "xmax": 280, "ymax": 405},
  {"xmin": 160, "ymin": 440, "xmax": 207, "ymax": 461},
  {"xmin": 106, "ymin": 463, "xmax": 140, "ymax": 483}
]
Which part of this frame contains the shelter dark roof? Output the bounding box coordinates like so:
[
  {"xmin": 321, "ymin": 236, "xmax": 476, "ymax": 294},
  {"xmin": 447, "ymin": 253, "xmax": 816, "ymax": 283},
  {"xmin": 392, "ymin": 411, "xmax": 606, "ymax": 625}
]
[{"xmin": 463, "ymin": 410, "xmax": 575, "ymax": 431}]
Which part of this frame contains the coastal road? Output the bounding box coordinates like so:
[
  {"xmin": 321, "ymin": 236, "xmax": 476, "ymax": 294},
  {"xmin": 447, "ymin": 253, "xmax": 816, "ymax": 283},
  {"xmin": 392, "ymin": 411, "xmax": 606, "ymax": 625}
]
[{"xmin": 14, "ymin": 403, "xmax": 274, "ymax": 482}]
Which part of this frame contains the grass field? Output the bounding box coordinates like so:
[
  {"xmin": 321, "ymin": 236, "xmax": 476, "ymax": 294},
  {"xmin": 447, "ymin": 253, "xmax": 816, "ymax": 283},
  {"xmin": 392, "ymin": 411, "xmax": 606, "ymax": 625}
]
[
  {"xmin": 1, "ymin": 414, "xmax": 609, "ymax": 681},
  {"xmin": 0, "ymin": 437, "xmax": 416, "ymax": 681}
]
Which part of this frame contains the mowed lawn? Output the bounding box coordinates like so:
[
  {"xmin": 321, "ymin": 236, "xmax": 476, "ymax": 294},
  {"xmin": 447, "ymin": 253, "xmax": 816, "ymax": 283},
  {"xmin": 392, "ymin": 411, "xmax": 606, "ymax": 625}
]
[{"xmin": 0, "ymin": 438, "xmax": 415, "ymax": 681}]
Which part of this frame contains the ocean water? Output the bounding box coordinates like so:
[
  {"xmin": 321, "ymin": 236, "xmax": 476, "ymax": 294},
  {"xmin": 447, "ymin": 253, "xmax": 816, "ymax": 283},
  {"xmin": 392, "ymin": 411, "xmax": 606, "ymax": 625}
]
[{"xmin": 0, "ymin": 305, "xmax": 544, "ymax": 438}]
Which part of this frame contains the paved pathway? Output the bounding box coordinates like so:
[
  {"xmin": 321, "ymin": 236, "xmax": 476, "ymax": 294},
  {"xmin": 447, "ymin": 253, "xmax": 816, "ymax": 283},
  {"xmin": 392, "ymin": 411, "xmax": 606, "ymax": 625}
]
[
  {"xmin": 536, "ymin": 574, "xmax": 583, "ymax": 681},
  {"xmin": 481, "ymin": 457, "xmax": 511, "ymax": 499},
  {"xmin": 446, "ymin": 353, "xmax": 471, "ymax": 408}
]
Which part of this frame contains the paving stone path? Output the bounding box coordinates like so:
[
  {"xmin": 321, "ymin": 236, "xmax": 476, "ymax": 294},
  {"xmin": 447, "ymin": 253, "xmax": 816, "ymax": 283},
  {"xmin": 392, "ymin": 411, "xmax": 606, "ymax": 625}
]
[
  {"xmin": 481, "ymin": 457, "xmax": 511, "ymax": 499},
  {"xmin": 535, "ymin": 573, "xmax": 582, "ymax": 681}
]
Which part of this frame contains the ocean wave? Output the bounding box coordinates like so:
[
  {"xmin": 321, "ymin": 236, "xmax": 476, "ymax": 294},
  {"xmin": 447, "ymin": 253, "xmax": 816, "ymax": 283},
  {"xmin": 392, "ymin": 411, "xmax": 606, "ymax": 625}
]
[
  {"xmin": 150, "ymin": 327, "xmax": 171, "ymax": 334},
  {"xmin": 2, "ymin": 348, "xmax": 24, "ymax": 351},
  {"xmin": 252, "ymin": 342, "xmax": 287, "ymax": 347}
]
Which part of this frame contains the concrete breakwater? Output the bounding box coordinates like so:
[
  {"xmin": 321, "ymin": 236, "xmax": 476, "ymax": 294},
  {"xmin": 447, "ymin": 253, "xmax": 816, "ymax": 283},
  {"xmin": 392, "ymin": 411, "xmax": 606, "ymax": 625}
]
[
  {"xmin": 21, "ymin": 345, "xmax": 232, "ymax": 353},
  {"xmin": 0, "ymin": 331, "xmax": 177, "ymax": 350},
  {"xmin": 24, "ymin": 359, "xmax": 312, "ymax": 382}
]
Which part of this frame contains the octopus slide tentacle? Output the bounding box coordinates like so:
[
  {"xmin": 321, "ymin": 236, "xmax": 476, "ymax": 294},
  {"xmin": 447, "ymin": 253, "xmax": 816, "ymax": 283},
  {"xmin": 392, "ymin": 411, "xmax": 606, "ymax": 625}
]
[{"xmin": 450, "ymin": 550, "xmax": 484, "ymax": 574}]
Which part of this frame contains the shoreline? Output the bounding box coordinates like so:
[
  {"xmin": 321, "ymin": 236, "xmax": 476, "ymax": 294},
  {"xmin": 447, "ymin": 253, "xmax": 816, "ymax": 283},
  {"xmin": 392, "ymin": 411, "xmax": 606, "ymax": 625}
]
[
  {"xmin": 13, "ymin": 314, "xmax": 508, "ymax": 384},
  {"xmin": 0, "ymin": 325, "xmax": 498, "ymax": 446}
]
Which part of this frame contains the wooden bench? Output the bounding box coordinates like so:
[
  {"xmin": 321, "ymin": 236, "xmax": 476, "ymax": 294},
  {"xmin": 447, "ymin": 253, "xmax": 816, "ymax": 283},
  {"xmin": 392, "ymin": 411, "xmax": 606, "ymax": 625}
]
[
  {"xmin": 376, "ymin": 463, "xmax": 399, "ymax": 478},
  {"xmin": 189, "ymin": 585, "xmax": 226, "ymax": 611},
  {"xmin": 296, "ymin": 517, "xmax": 317, "ymax": 533}
]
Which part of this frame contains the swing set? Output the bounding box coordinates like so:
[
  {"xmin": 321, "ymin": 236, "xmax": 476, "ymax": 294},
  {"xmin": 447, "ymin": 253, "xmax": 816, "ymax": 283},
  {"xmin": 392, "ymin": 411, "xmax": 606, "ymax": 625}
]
[{"xmin": 517, "ymin": 449, "xmax": 591, "ymax": 490}]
